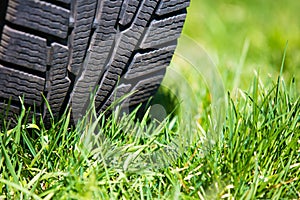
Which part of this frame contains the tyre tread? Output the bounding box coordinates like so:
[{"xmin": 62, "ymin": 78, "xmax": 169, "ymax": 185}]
[{"xmin": 0, "ymin": 0, "xmax": 190, "ymax": 123}]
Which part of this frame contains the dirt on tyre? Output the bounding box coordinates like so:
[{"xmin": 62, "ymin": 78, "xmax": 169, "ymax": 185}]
[{"xmin": 0, "ymin": 0, "xmax": 190, "ymax": 125}]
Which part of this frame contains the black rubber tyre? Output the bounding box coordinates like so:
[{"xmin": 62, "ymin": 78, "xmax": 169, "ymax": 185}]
[{"xmin": 0, "ymin": 0, "xmax": 190, "ymax": 124}]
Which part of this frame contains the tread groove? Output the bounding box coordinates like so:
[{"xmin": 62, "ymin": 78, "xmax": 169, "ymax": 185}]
[
  {"xmin": 0, "ymin": 60, "xmax": 46, "ymax": 79},
  {"xmin": 5, "ymin": 21, "xmax": 68, "ymax": 46}
]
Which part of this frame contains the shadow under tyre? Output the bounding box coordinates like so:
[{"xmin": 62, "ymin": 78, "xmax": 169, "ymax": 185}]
[{"xmin": 0, "ymin": 0, "xmax": 190, "ymax": 125}]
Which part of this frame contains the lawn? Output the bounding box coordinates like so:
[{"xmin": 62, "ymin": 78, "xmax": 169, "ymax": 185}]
[{"xmin": 0, "ymin": 0, "xmax": 299, "ymax": 199}]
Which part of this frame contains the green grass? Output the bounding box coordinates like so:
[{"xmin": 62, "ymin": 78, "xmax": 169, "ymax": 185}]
[
  {"xmin": 0, "ymin": 70, "xmax": 299, "ymax": 199},
  {"xmin": 1, "ymin": 0, "xmax": 300, "ymax": 199}
]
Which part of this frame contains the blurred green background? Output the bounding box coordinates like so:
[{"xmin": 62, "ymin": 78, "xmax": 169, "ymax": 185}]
[{"xmin": 180, "ymin": 0, "xmax": 300, "ymax": 90}]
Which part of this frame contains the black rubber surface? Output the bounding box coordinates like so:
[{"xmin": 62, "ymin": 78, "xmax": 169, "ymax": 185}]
[{"xmin": 0, "ymin": 0, "xmax": 190, "ymax": 124}]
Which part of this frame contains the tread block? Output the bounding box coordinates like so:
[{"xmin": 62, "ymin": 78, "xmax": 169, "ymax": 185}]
[
  {"xmin": 140, "ymin": 13, "xmax": 186, "ymax": 49},
  {"xmin": 98, "ymin": 83, "xmax": 132, "ymax": 111},
  {"xmin": 47, "ymin": 43, "xmax": 70, "ymax": 118},
  {"xmin": 124, "ymin": 45, "xmax": 176, "ymax": 80},
  {"xmin": 0, "ymin": 26, "xmax": 47, "ymax": 72},
  {"xmin": 119, "ymin": 0, "xmax": 140, "ymax": 26},
  {"xmin": 124, "ymin": 74, "xmax": 165, "ymax": 106},
  {"xmin": 6, "ymin": 0, "xmax": 70, "ymax": 39},
  {"xmin": 68, "ymin": 0, "xmax": 97, "ymax": 75},
  {"xmin": 156, "ymin": 0, "xmax": 190, "ymax": 16},
  {"xmin": 0, "ymin": 65, "xmax": 45, "ymax": 106}
]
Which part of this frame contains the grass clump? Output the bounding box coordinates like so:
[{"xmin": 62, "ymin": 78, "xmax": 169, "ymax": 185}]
[
  {"xmin": 181, "ymin": 75, "xmax": 300, "ymax": 199},
  {"xmin": 0, "ymin": 72, "xmax": 299, "ymax": 199}
]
